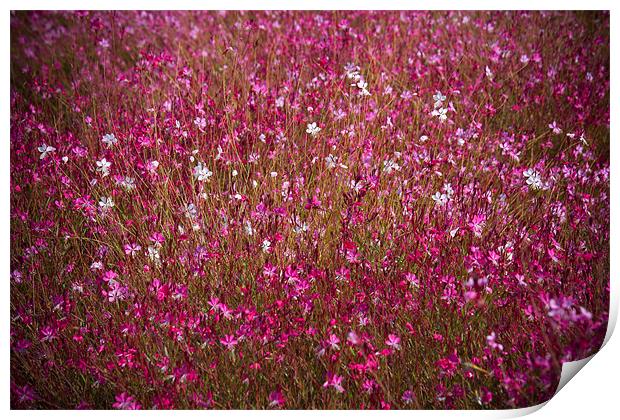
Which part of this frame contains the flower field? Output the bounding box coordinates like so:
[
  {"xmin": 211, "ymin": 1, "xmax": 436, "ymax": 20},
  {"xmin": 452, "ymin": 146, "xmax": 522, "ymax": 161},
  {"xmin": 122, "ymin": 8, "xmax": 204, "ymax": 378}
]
[{"xmin": 10, "ymin": 11, "xmax": 610, "ymax": 409}]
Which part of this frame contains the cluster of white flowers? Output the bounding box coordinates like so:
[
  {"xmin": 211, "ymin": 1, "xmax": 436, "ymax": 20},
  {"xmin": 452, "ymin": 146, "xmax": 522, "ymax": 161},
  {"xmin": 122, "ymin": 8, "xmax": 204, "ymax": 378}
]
[
  {"xmin": 344, "ymin": 63, "xmax": 370, "ymax": 96},
  {"xmin": 101, "ymin": 133, "xmax": 118, "ymax": 147},
  {"xmin": 431, "ymin": 183, "xmax": 454, "ymax": 206},
  {"xmin": 96, "ymin": 158, "xmax": 111, "ymax": 177},
  {"xmin": 431, "ymin": 91, "xmax": 449, "ymax": 122},
  {"xmin": 523, "ymin": 168, "xmax": 543, "ymax": 190},
  {"xmin": 38, "ymin": 144, "xmax": 56, "ymax": 160},
  {"xmin": 306, "ymin": 122, "xmax": 321, "ymax": 137},
  {"xmin": 193, "ymin": 162, "xmax": 213, "ymax": 181}
]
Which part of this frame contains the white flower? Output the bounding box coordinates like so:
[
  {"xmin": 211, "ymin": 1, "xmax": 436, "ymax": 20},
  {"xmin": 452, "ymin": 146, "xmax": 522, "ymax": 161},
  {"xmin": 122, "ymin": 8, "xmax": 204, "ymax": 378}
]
[
  {"xmin": 523, "ymin": 168, "xmax": 543, "ymax": 190},
  {"xmin": 344, "ymin": 63, "xmax": 361, "ymax": 81},
  {"xmin": 382, "ymin": 159, "xmax": 401, "ymax": 174},
  {"xmin": 38, "ymin": 144, "xmax": 56, "ymax": 160},
  {"xmin": 101, "ymin": 133, "xmax": 118, "ymax": 147},
  {"xmin": 185, "ymin": 203, "xmax": 198, "ymax": 219},
  {"xmin": 96, "ymin": 158, "xmax": 111, "ymax": 177},
  {"xmin": 147, "ymin": 245, "xmax": 161, "ymax": 262},
  {"xmin": 120, "ymin": 176, "xmax": 136, "ymax": 191},
  {"xmin": 431, "ymin": 107, "xmax": 448, "ymax": 122},
  {"xmin": 261, "ymin": 239, "xmax": 272, "ymax": 253},
  {"xmin": 193, "ymin": 162, "xmax": 213, "ymax": 181},
  {"xmin": 485, "ymin": 65, "xmax": 494, "ymax": 80},
  {"xmin": 292, "ymin": 216, "xmax": 309, "ymax": 234},
  {"xmin": 98, "ymin": 196, "xmax": 115, "ymax": 210},
  {"xmin": 349, "ymin": 179, "xmax": 364, "ymax": 193},
  {"xmin": 355, "ymin": 80, "xmax": 370, "ymax": 96},
  {"xmin": 433, "ymin": 91, "xmax": 446, "ymax": 109},
  {"xmin": 147, "ymin": 160, "xmax": 160, "ymax": 174},
  {"xmin": 325, "ymin": 154, "xmax": 337, "ymax": 169},
  {"xmin": 325, "ymin": 154, "xmax": 347, "ymax": 170},
  {"xmin": 244, "ymin": 220, "xmax": 255, "ymax": 236},
  {"xmin": 344, "ymin": 62, "xmax": 359, "ymax": 74},
  {"xmin": 306, "ymin": 122, "xmax": 321, "ymax": 137},
  {"xmin": 431, "ymin": 192, "xmax": 449, "ymax": 206}
]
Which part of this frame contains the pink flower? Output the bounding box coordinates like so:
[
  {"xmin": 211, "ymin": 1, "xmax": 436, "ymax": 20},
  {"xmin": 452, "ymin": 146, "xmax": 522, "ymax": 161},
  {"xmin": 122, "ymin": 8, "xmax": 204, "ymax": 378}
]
[
  {"xmin": 548, "ymin": 120, "xmax": 562, "ymax": 134},
  {"xmin": 347, "ymin": 331, "xmax": 361, "ymax": 346},
  {"xmin": 102, "ymin": 270, "xmax": 118, "ymax": 283},
  {"xmin": 269, "ymin": 390, "xmax": 286, "ymax": 407},
  {"xmin": 112, "ymin": 392, "xmax": 141, "ymax": 410},
  {"xmin": 468, "ymin": 214, "xmax": 486, "ymax": 237},
  {"xmin": 149, "ymin": 232, "xmax": 165, "ymax": 246},
  {"xmin": 220, "ymin": 334, "xmax": 238, "ymax": 351},
  {"xmin": 323, "ymin": 372, "xmax": 345, "ymax": 393},
  {"xmin": 124, "ymin": 243, "xmax": 141, "ymax": 256},
  {"xmin": 362, "ymin": 379, "xmax": 376, "ymax": 394},
  {"xmin": 385, "ymin": 333, "xmax": 401, "ymax": 350},
  {"xmin": 326, "ymin": 333, "xmax": 340, "ymax": 350},
  {"xmin": 486, "ymin": 332, "xmax": 504, "ymax": 351},
  {"xmin": 402, "ymin": 389, "xmax": 415, "ymax": 404},
  {"xmin": 305, "ymin": 195, "xmax": 322, "ymax": 209}
]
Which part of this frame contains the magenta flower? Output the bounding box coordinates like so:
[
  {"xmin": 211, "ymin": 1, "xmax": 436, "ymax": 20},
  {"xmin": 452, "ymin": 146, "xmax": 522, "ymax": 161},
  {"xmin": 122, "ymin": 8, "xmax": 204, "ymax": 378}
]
[
  {"xmin": 385, "ymin": 334, "xmax": 401, "ymax": 350},
  {"xmin": 112, "ymin": 393, "xmax": 141, "ymax": 410},
  {"xmin": 269, "ymin": 390, "xmax": 286, "ymax": 407},
  {"xmin": 220, "ymin": 334, "xmax": 238, "ymax": 351},
  {"xmin": 323, "ymin": 372, "xmax": 345, "ymax": 393}
]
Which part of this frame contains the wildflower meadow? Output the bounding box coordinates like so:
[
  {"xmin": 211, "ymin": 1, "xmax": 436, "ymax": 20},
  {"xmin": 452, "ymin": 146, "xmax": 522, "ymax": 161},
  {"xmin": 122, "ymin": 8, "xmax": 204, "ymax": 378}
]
[{"xmin": 10, "ymin": 11, "xmax": 610, "ymax": 409}]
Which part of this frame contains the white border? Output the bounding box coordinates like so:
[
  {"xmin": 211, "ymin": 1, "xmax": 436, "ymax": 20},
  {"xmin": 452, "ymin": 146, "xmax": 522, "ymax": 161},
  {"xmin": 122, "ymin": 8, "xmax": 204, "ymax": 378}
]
[{"xmin": 3, "ymin": 2, "xmax": 617, "ymax": 419}]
